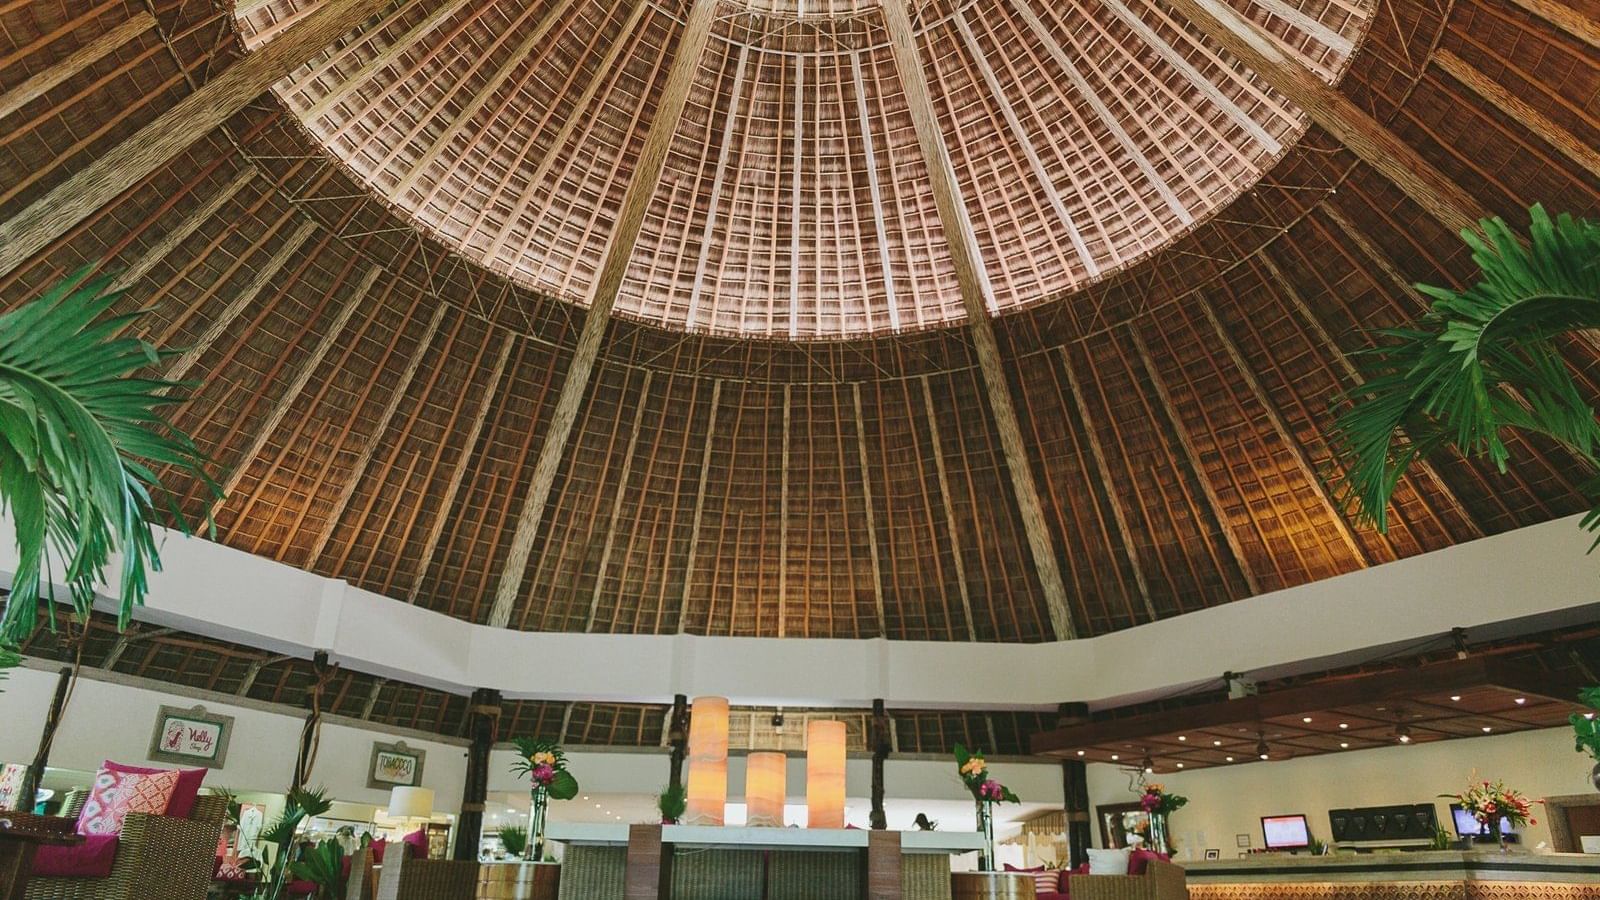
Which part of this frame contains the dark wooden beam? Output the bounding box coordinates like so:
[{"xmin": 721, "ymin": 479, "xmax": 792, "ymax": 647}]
[{"xmin": 1031, "ymin": 655, "xmax": 1577, "ymax": 755}]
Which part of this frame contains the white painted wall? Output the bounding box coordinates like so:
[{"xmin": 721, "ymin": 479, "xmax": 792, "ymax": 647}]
[
  {"xmin": 0, "ymin": 665, "xmax": 468, "ymax": 808},
  {"xmin": 3, "ymin": 513, "xmax": 1595, "ymax": 709},
  {"xmin": 1085, "ymin": 727, "xmax": 1591, "ymax": 860}
]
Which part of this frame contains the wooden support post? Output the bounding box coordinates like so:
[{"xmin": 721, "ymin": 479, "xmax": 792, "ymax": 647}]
[
  {"xmin": 487, "ymin": 0, "xmax": 718, "ymax": 629},
  {"xmin": 20, "ymin": 666, "xmax": 73, "ymax": 811},
  {"xmin": 625, "ymin": 824, "xmax": 672, "ymax": 900},
  {"xmin": 1158, "ymin": 0, "xmax": 1480, "ymax": 234},
  {"xmin": 1057, "ymin": 702, "xmax": 1093, "ymax": 869},
  {"xmin": 864, "ymin": 830, "xmax": 902, "ymax": 900},
  {"xmin": 667, "ymin": 694, "xmax": 689, "ymax": 799},
  {"xmin": 454, "ymin": 688, "xmax": 503, "ymax": 861},
  {"xmin": 881, "ymin": 0, "xmax": 1077, "ymax": 640},
  {"xmin": 0, "ymin": 0, "xmax": 393, "ymax": 278},
  {"xmin": 870, "ymin": 699, "xmax": 890, "ymax": 831}
]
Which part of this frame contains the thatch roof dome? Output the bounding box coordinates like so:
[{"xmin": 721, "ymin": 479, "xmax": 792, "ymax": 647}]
[{"xmin": 237, "ymin": 0, "xmax": 1369, "ymax": 338}]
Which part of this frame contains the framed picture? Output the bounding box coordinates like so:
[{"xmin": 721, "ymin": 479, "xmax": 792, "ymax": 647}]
[
  {"xmin": 1235, "ymin": 833, "xmax": 1252, "ymax": 848},
  {"xmin": 367, "ymin": 741, "xmax": 425, "ymax": 789},
  {"xmin": 1204, "ymin": 849, "xmax": 1221, "ymax": 860},
  {"xmin": 149, "ymin": 705, "xmax": 233, "ymax": 768}
]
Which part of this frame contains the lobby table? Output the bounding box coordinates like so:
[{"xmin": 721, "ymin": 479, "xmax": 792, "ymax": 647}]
[
  {"xmin": 548, "ymin": 823, "xmax": 983, "ymax": 900},
  {"xmin": 1185, "ymin": 850, "xmax": 1600, "ymax": 900}
]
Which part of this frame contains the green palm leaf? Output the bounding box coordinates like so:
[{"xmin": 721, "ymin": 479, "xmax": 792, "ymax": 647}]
[
  {"xmin": 0, "ymin": 641, "xmax": 19, "ymax": 690},
  {"xmin": 0, "ymin": 267, "xmax": 217, "ymax": 644},
  {"xmin": 1329, "ymin": 204, "xmax": 1600, "ymax": 539}
]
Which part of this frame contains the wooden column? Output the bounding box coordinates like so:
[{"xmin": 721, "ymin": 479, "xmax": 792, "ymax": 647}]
[
  {"xmin": 1158, "ymin": 0, "xmax": 1480, "ymax": 234},
  {"xmin": 0, "ymin": 0, "xmax": 393, "ymax": 278},
  {"xmin": 454, "ymin": 688, "xmax": 503, "ymax": 861},
  {"xmin": 1057, "ymin": 702, "xmax": 1093, "ymax": 869},
  {"xmin": 624, "ymin": 824, "xmax": 672, "ymax": 900},
  {"xmin": 864, "ymin": 830, "xmax": 902, "ymax": 900},
  {"xmin": 880, "ymin": 0, "xmax": 1078, "ymax": 640},
  {"xmin": 870, "ymin": 699, "xmax": 890, "ymax": 831},
  {"xmin": 667, "ymin": 693, "xmax": 689, "ymax": 798},
  {"xmin": 487, "ymin": 0, "xmax": 718, "ymax": 629}
]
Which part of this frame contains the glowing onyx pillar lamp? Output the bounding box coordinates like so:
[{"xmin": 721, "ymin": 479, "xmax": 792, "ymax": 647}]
[
  {"xmin": 806, "ymin": 720, "xmax": 846, "ymax": 828},
  {"xmin": 744, "ymin": 752, "xmax": 787, "ymax": 827},
  {"xmin": 684, "ymin": 695, "xmax": 730, "ymax": 825}
]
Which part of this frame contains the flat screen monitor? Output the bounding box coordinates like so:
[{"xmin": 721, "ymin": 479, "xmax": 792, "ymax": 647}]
[
  {"xmin": 1450, "ymin": 804, "xmax": 1512, "ymax": 837},
  {"xmin": 1262, "ymin": 814, "xmax": 1311, "ymax": 850}
]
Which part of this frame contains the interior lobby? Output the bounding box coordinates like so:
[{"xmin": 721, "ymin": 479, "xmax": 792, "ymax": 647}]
[{"xmin": 0, "ymin": 0, "xmax": 1598, "ymax": 897}]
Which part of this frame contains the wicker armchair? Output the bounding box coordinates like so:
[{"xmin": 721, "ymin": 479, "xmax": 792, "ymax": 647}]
[
  {"xmin": 373, "ymin": 844, "xmax": 477, "ymax": 900},
  {"xmin": 1071, "ymin": 859, "xmax": 1186, "ymax": 900},
  {"xmin": 24, "ymin": 794, "xmax": 226, "ymax": 900}
]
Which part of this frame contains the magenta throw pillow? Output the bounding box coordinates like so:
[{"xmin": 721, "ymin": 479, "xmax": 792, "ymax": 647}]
[
  {"xmin": 102, "ymin": 760, "xmax": 206, "ymax": 818},
  {"xmin": 33, "ymin": 834, "xmax": 120, "ymax": 878}
]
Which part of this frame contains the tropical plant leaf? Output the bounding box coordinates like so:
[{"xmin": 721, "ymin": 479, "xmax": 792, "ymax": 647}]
[
  {"xmin": 0, "ymin": 266, "xmax": 217, "ymax": 644},
  {"xmin": 0, "ymin": 641, "xmax": 19, "ymax": 691},
  {"xmin": 549, "ymin": 769, "xmax": 579, "ymax": 801},
  {"xmin": 287, "ymin": 839, "xmax": 346, "ymax": 900},
  {"xmin": 496, "ymin": 825, "xmax": 529, "ymax": 857},
  {"xmin": 1329, "ymin": 205, "xmax": 1600, "ymax": 533}
]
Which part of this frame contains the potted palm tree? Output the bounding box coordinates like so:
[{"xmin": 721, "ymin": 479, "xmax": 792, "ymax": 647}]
[{"xmin": 0, "ymin": 266, "xmax": 216, "ymax": 795}]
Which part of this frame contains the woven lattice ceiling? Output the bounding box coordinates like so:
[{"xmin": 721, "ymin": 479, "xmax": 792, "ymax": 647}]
[
  {"xmin": 236, "ymin": 0, "xmax": 1370, "ymax": 338},
  {"xmin": 2, "ymin": 0, "xmax": 1598, "ymax": 647}
]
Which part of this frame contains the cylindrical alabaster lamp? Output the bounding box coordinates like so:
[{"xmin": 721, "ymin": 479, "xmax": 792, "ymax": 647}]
[
  {"xmin": 744, "ymin": 752, "xmax": 787, "ymax": 827},
  {"xmin": 684, "ymin": 695, "xmax": 730, "ymax": 825},
  {"xmin": 806, "ymin": 720, "xmax": 847, "ymax": 829},
  {"xmin": 387, "ymin": 786, "xmax": 434, "ymax": 821}
]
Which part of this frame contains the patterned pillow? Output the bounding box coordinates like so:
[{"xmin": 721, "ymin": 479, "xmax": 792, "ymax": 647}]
[
  {"xmin": 1031, "ymin": 869, "xmax": 1060, "ymax": 894},
  {"xmin": 0, "ymin": 763, "xmax": 27, "ymax": 812},
  {"xmin": 76, "ymin": 768, "xmax": 181, "ymax": 836}
]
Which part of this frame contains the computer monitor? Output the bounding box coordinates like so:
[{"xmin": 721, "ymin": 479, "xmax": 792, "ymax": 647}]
[
  {"xmin": 1450, "ymin": 804, "xmax": 1513, "ymax": 838},
  {"xmin": 1261, "ymin": 814, "xmax": 1311, "ymax": 850}
]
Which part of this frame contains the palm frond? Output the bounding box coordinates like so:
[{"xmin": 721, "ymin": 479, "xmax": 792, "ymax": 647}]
[
  {"xmin": 0, "ymin": 266, "xmax": 217, "ymax": 644},
  {"xmin": 0, "ymin": 642, "xmax": 19, "ymax": 691},
  {"xmin": 1329, "ymin": 204, "xmax": 1600, "ymax": 533}
]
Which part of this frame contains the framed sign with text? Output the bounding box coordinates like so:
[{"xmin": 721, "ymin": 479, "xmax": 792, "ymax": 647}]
[
  {"xmin": 148, "ymin": 705, "xmax": 233, "ymax": 768},
  {"xmin": 367, "ymin": 741, "xmax": 425, "ymax": 789}
]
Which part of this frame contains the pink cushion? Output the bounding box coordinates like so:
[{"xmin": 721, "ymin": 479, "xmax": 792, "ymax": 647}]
[
  {"xmin": 1003, "ymin": 864, "xmax": 1058, "ymax": 894},
  {"xmin": 1127, "ymin": 848, "xmax": 1170, "ymax": 875},
  {"xmin": 77, "ymin": 768, "xmax": 180, "ymax": 836},
  {"xmin": 287, "ymin": 880, "xmax": 318, "ymax": 896},
  {"xmin": 402, "ymin": 829, "xmax": 430, "ymax": 860},
  {"xmin": 102, "ymin": 761, "xmax": 206, "ymax": 819},
  {"xmin": 368, "ymin": 838, "xmax": 388, "ymax": 863},
  {"xmin": 33, "ymin": 834, "xmax": 120, "ymax": 878}
]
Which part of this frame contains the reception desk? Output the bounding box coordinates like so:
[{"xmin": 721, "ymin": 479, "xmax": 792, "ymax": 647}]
[
  {"xmin": 548, "ymin": 823, "xmax": 982, "ymax": 900},
  {"xmin": 1185, "ymin": 850, "xmax": 1600, "ymax": 899}
]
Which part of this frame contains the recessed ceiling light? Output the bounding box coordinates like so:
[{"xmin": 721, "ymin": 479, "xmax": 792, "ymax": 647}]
[
  {"xmin": 1212, "ymin": 740, "xmax": 1223, "ymax": 746},
  {"xmin": 1301, "ymin": 717, "xmax": 1313, "ymax": 724},
  {"xmin": 1450, "ymin": 695, "xmax": 1462, "ymax": 702},
  {"xmin": 1482, "ymin": 726, "xmax": 1493, "ymax": 733},
  {"xmin": 1514, "ymin": 698, "xmax": 1526, "ymax": 705},
  {"xmin": 1339, "ymin": 742, "xmax": 1349, "ymax": 749},
  {"xmin": 1225, "ymin": 756, "xmax": 1235, "ymax": 762},
  {"xmin": 1111, "ymin": 754, "xmax": 1119, "ymax": 761},
  {"xmin": 1177, "ymin": 736, "xmax": 1187, "ymax": 742},
  {"xmin": 1077, "ymin": 750, "xmax": 1086, "ymax": 757},
  {"xmin": 1338, "ymin": 723, "xmax": 1348, "ymax": 729},
  {"xmin": 1175, "ymin": 763, "xmax": 1184, "ymax": 769},
  {"xmin": 595, "ymin": 803, "xmax": 602, "ymax": 808}
]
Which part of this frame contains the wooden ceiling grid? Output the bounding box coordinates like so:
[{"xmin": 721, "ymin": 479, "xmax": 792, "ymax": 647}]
[{"xmin": 1, "ymin": 0, "xmax": 1598, "ymax": 645}]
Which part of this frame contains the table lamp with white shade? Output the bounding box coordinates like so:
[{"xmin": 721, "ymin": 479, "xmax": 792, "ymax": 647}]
[{"xmin": 386, "ymin": 786, "xmax": 435, "ymax": 854}]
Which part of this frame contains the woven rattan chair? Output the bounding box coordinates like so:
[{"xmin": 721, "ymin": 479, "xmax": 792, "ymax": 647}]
[
  {"xmin": 372, "ymin": 844, "xmax": 477, "ymax": 900},
  {"xmin": 24, "ymin": 793, "xmax": 226, "ymax": 900},
  {"xmin": 1071, "ymin": 859, "xmax": 1186, "ymax": 900}
]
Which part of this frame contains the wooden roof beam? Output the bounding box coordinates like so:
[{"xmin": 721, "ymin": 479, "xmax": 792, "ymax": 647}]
[
  {"xmin": 676, "ymin": 379, "xmax": 723, "ymax": 632},
  {"xmin": 0, "ymin": 0, "xmax": 392, "ymax": 279},
  {"xmin": 851, "ymin": 383, "xmax": 889, "ymax": 637},
  {"xmin": 1505, "ymin": 0, "xmax": 1600, "ymax": 50},
  {"xmin": 881, "ymin": 0, "xmax": 1078, "ymax": 640},
  {"xmin": 0, "ymin": 11, "xmax": 154, "ymax": 122},
  {"xmin": 303, "ymin": 0, "xmax": 475, "ymax": 120},
  {"xmin": 919, "ymin": 376, "xmax": 979, "ymax": 640},
  {"xmin": 585, "ymin": 371, "xmax": 655, "ymax": 632},
  {"xmin": 1160, "ymin": 0, "xmax": 1480, "ymax": 234},
  {"xmin": 487, "ymin": 0, "xmax": 719, "ymax": 629}
]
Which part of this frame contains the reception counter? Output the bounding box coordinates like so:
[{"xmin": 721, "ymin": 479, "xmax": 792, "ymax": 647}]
[
  {"xmin": 1185, "ymin": 850, "xmax": 1600, "ymax": 899},
  {"xmin": 547, "ymin": 823, "xmax": 983, "ymax": 900}
]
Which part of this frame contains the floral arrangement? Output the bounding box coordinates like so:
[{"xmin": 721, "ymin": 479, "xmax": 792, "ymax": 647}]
[
  {"xmin": 1442, "ymin": 778, "xmax": 1540, "ymax": 832},
  {"xmin": 510, "ymin": 738, "xmax": 580, "ymax": 800},
  {"xmin": 953, "ymin": 743, "xmax": 1020, "ymax": 805},
  {"xmin": 1139, "ymin": 783, "xmax": 1188, "ymax": 817}
]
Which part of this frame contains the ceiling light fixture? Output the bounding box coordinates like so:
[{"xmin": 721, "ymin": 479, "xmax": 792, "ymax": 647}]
[
  {"xmin": 1338, "ymin": 723, "xmax": 1348, "ymax": 730},
  {"xmin": 1301, "ymin": 717, "xmax": 1313, "ymax": 724},
  {"xmin": 1450, "ymin": 695, "xmax": 1462, "ymax": 702},
  {"xmin": 1111, "ymin": 755, "xmax": 1119, "ymax": 761},
  {"xmin": 1255, "ymin": 733, "xmax": 1270, "ymax": 761},
  {"xmin": 1395, "ymin": 725, "xmax": 1412, "ymax": 744},
  {"xmin": 1339, "ymin": 742, "xmax": 1350, "ymax": 749},
  {"xmin": 1177, "ymin": 736, "xmax": 1186, "ymax": 742},
  {"xmin": 1482, "ymin": 726, "xmax": 1493, "ymax": 733},
  {"xmin": 1175, "ymin": 763, "xmax": 1184, "ymax": 769},
  {"xmin": 1513, "ymin": 698, "xmax": 1526, "ymax": 705},
  {"xmin": 1140, "ymin": 753, "xmax": 1155, "ymax": 774},
  {"xmin": 1225, "ymin": 756, "xmax": 1235, "ymax": 762}
]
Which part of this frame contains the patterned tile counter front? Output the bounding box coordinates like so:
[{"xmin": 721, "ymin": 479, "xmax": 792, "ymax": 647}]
[{"xmin": 1186, "ymin": 851, "xmax": 1600, "ymax": 900}]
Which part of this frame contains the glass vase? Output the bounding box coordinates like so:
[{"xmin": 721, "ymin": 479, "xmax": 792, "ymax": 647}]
[
  {"xmin": 1486, "ymin": 818, "xmax": 1506, "ymax": 853},
  {"xmin": 1149, "ymin": 812, "xmax": 1171, "ymax": 856},
  {"xmin": 526, "ymin": 786, "xmax": 549, "ymax": 862},
  {"xmin": 976, "ymin": 800, "xmax": 996, "ymax": 871}
]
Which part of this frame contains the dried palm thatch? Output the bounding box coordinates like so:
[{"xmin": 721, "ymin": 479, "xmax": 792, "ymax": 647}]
[{"xmin": 0, "ymin": 0, "xmax": 1596, "ymax": 649}]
